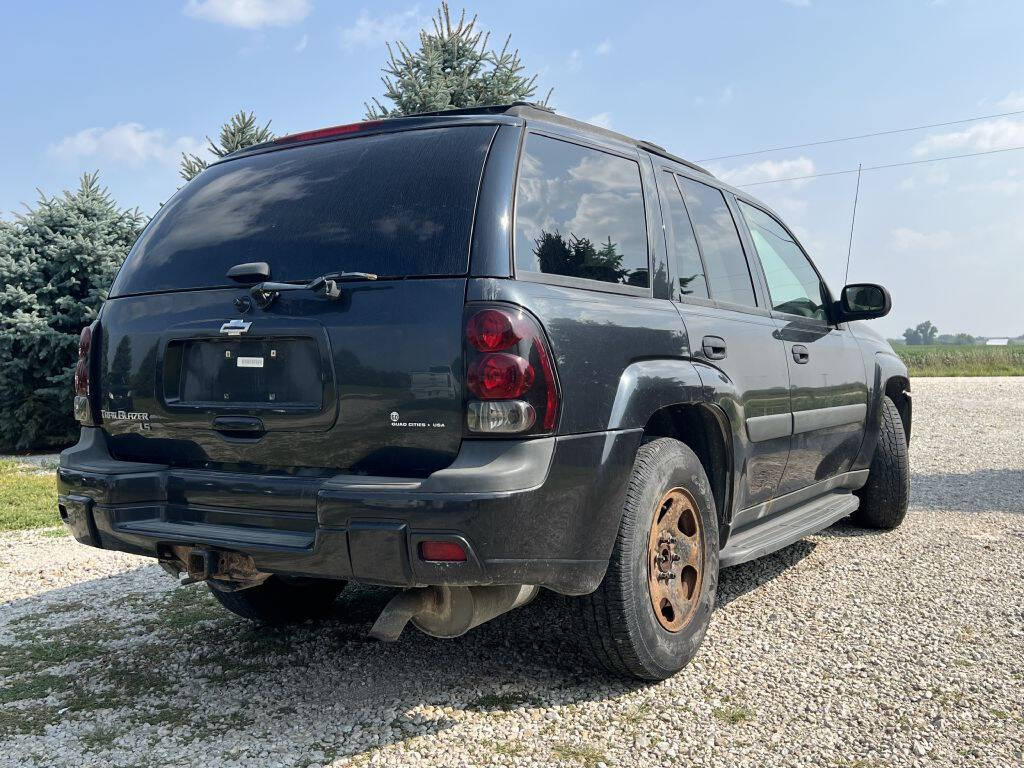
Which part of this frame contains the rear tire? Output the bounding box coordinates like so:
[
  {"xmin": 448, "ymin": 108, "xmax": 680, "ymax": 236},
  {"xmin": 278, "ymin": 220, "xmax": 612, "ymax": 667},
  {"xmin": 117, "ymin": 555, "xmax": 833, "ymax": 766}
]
[
  {"xmin": 852, "ymin": 395, "xmax": 909, "ymax": 530},
  {"xmin": 577, "ymin": 438, "xmax": 719, "ymax": 681},
  {"xmin": 210, "ymin": 576, "xmax": 345, "ymax": 625}
]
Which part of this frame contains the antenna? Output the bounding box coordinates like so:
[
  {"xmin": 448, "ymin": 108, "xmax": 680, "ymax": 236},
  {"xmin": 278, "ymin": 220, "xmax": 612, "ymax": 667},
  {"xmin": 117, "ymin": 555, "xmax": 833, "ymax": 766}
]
[{"xmin": 843, "ymin": 163, "xmax": 863, "ymax": 285}]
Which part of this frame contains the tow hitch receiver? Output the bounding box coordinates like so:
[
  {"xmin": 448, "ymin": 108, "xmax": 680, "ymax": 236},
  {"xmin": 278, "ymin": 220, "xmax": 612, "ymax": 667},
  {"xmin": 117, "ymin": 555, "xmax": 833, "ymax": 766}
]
[{"xmin": 158, "ymin": 545, "xmax": 270, "ymax": 592}]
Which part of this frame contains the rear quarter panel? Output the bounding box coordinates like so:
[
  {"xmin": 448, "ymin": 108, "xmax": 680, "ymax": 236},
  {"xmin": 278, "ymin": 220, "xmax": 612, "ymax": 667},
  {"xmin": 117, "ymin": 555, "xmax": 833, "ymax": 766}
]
[{"xmin": 466, "ymin": 278, "xmax": 690, "ymax": 434}]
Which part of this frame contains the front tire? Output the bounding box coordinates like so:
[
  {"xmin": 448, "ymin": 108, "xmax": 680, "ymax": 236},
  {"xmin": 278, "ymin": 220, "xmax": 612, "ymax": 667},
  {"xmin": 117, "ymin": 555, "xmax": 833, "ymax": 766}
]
[
  {"xmin": 210, "ymin": 576, "xmax": 345, "ymax": 625},
  {"xmin": 852, "ymin": 395, "xmax": 909, "ymax": 530},
  {"xmin": 577, "ymin": 438, "xmax": 719, "ymax": 681}
]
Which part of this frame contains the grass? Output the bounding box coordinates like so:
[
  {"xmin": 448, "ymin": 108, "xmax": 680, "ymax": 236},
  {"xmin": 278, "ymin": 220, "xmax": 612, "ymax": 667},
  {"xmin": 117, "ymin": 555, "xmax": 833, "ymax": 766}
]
[
  {"xmin": 713, "ymin": 705, "xmax": 754, "ymax": 725},
  {"xmin": 551, "ymin": 743, "xmax": 606, "ymax": 766},
  {"xmin": 492, "ymin": 741, "xmax": 525, "ymax": 757},
  {"xmin": 78, "ymin": 725, "xmax": 121, "ymax": 750},
  {"xmin": 0, "ymin": 459, "xmax": 60, "ymax": 531},
  {"xmin": 0, "ymin": 673, "xmax": 67, "ymax": 704},
  {"xmin": 894, "ymin": 344, "xmax": 1024, "ymax": 376}
]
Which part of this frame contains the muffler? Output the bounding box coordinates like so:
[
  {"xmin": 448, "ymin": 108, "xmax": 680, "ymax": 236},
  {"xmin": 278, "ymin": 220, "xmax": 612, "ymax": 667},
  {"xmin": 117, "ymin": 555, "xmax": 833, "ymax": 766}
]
[{"xmin": 369, "ymin": 584, "xmax": 539, "ymax": 641}]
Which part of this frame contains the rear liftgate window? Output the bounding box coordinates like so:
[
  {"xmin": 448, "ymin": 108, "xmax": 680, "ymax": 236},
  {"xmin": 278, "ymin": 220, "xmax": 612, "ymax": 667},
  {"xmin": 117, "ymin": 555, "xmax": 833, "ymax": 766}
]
[
  {"xmin": 514, "ymin": 133, "xmax": 649, "ymax": 288},
  {"xmin": 110, "ymin": 126, "xmax": 496, "ymax": 296}
]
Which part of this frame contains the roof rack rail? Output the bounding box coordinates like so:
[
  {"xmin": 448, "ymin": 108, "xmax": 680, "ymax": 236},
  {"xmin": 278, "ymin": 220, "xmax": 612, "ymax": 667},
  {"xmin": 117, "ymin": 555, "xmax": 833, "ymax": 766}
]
[
  {"xmin": 399, "ymin": 101, "xmax": 553, "ymax": 119},
  {"xmin": 636, "ymin": 140, "xmax": 713, "ymax": 177}
]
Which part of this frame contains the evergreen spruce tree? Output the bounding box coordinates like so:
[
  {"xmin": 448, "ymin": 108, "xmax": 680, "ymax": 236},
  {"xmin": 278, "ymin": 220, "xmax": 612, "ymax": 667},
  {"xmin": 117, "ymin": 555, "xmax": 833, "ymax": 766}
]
[
  {"xmin": 0, "ymin": 173, "xmax": 144, "ymax": 450},
  {"xmin": 366, "ymin": 2, "xmax": 550, "ymax": 118},
  {"xmin": 180, "ymin": 110, "xmax": 274, "ymax": 182}
]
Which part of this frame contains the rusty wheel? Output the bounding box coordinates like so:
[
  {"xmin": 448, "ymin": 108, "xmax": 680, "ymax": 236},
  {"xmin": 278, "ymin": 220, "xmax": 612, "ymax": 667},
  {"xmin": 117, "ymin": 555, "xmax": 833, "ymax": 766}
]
[
  {"xmin": 647, "ymin": 487, "xmax": 704, "ymax": 632},
  {"xmin": 576, "ymin": 438, "xmax": 718, "ymax": 680}
]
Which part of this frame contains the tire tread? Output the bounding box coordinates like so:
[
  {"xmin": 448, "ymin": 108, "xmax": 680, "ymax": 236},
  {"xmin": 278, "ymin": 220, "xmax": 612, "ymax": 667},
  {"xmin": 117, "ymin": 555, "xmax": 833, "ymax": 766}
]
[
  {"xmin": 852, "ymin": 396, "xmax": 909, "ymax": 530},
  {"xmin": 577, "ymin": 438, "xmax": 713, "ymax": 679}
]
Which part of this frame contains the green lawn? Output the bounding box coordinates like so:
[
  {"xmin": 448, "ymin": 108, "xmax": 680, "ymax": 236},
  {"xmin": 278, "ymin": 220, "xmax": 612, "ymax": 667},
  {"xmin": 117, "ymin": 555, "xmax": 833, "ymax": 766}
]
[
  {"xmin": 0, "ymin": 460, "xmax": 61, "ymax": 531},
  {"xmin": 894, "ymin": 344, "xmax": 1024, "ymax": 377}
]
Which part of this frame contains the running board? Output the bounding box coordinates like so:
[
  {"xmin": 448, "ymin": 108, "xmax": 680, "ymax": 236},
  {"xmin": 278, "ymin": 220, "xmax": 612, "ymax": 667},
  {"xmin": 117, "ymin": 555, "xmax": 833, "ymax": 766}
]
[{"xmin": 719, "ymin": 492, "xmax": 859, "ymax": 567}]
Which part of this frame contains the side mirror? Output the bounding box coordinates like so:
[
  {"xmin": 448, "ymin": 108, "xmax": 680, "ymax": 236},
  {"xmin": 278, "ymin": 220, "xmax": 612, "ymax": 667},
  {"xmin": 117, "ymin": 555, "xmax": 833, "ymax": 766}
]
[{"xmin": 836, "ymin": 283, "xmax": 891, "ymax": 322}]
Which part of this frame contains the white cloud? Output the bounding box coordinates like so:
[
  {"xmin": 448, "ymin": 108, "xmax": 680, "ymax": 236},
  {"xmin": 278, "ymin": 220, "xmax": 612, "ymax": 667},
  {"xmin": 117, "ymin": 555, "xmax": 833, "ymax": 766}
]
[
  {"xmin": 596, "ymin": 39, "xmax": 612, "ymax": 55},
  {"xmin": 295, "ymin": 33, "xmax": 308, "ymax": 52},
  {"xmin": 567, "ymin": 49, "xmax": 583, "ymax": 73},
  {"xmin": 957, "ymin": 169, "xmax": 1024, "ymax": 196},
  {"xmin": 587, "ymin": 112, "xmax": 612, "ymax": 129},
  {"xmin": 49, "ymin": 124, "xmax": 203, "ymax": 168},
  {"xmin": 996, "ymin": 90, "xmax": 1024, "ymax": 111},
  {"xmin": 715, "ymin": 156, "xmax": 815, "ymax": 187},
  {"xmin": 898, "ymin": 167, "xmax": 950, "ymax": 190},
  {"xmin": 783, "ymin": 0, "xmax": 811, "ymax": 6},
  {"xmin": 890, "ymin": 227, "xmax": 955, "ymax": 252},
  {"xmin": 719, "ymin": 85, "xmax": 735, "ymax": 105},
  {"xmin": 911, "ymin": 118, "xmax": 1024, "ymax": 156},
  {"xmin": 340, "ymin": 7, "xmax": 420, "ymax": 50},
  {"xmin": 183, "ymin": 0, "xmax": 311, "ymax": 29}
]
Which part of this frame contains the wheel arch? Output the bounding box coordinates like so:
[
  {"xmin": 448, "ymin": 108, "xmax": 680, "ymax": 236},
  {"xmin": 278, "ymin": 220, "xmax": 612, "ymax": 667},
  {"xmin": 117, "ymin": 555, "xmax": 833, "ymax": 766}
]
[
  {"xmin": 854, "ymin": 351, "xmax": 911, "ymax": 469},
  {"xmin": 605, "ymin": 358, "xmax": 736, "ymax": 549},
  {"xmin": 884, "ymin": 375, "xmax": 911, "ymax": 444},
  {"xmin": 641, "ymin": 402, "xmax": 734, "ymax": 547}
]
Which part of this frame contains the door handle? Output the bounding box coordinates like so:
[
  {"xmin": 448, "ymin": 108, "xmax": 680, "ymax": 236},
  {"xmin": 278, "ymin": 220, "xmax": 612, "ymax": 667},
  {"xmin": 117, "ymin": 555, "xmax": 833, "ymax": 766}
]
[
  {"xmin": 701, "ymin": 335, "xmax": 727, "ymax": 360},
  {"xmin": 792, "ymin": 344, "xmax": 810, "ymax": 364}
]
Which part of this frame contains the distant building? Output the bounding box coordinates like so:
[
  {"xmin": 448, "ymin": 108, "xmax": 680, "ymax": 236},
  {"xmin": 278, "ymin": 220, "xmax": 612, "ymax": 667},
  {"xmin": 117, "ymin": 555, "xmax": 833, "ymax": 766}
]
[{"xmin": 985, "ymin": 338, "xmax": 1009, "ymax": 346}]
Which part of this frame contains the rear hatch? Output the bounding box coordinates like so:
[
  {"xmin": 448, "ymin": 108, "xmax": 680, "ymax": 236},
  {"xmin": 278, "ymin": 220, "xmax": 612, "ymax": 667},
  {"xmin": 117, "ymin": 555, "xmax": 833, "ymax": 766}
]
[{"xmin": 99, "ymin": 123, "xmax": 498, "ymax": 477}]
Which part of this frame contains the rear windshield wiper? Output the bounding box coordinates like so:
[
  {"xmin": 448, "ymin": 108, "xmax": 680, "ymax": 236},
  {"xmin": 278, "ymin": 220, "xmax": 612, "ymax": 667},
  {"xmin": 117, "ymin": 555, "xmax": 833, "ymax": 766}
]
[{"xmin": 250, "ymin": 272, "xmax": 377, "ymax": 309}]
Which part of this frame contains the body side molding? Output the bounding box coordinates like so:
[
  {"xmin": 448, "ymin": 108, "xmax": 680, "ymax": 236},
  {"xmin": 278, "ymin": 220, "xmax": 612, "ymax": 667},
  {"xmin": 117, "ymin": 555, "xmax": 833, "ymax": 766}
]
[
  {"xmin": 746, "ymin": 412, "xmax": 793, "ymax": 442},
  {"xmin": 792, "ymin": 403, "xmax": 867, "ymax": 434}
]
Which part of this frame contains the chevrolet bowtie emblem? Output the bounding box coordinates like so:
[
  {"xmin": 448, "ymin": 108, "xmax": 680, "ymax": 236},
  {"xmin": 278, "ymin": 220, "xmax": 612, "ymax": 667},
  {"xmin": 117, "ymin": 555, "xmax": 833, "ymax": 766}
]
[{"xmin": 219, "ymin": 319, "xmax": 252, "ymax": 336}]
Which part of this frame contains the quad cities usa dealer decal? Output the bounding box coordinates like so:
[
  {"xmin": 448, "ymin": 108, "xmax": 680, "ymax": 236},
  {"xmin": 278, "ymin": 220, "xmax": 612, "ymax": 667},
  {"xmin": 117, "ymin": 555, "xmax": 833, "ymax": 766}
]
[{"xmin": 389, "ymin": 411, "xmax": 445, "ymax": 429}]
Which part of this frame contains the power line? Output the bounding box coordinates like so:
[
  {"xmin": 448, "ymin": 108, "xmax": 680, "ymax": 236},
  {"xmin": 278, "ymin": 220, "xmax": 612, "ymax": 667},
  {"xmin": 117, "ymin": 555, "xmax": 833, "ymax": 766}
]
[
  {"xmin": 735, "ymin": 144, "xmax": 1024, "ymax": 187},
  {"xmin": 698, "ymin": 109, "xmax": 1024, "ymax": 162}
]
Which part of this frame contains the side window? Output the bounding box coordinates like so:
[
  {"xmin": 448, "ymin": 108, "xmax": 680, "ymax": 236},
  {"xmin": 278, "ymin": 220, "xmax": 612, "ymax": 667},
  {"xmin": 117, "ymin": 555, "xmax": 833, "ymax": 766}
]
[
  {"xmin": 739, "ymin": 202, "xmax": 827, "ymax": 322},
  {"xmin": 659, "ymin": 171, "xmax": 709, "ymax": 299},
  {"xmin": 514, "ymin": 134, "xmax": 649, "ymax": 288},
  {"xmin": 677, "ymin": 177, "xmax": 757, "ymax": 307}
]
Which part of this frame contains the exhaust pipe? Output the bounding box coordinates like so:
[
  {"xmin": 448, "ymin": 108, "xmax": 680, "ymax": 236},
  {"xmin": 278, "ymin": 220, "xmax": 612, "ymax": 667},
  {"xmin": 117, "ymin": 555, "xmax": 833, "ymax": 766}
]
[{"xmin": 369, "ymin": 584, "xmax": 539, "ymax": 642}]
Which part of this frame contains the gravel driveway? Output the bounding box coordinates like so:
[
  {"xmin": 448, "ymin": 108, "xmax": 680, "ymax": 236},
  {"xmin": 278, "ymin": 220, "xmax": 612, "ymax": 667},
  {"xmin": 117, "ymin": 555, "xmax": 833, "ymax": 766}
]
[{"xmin": 1, "ymin": 377, "xmax": 1022, "ymax": 767}]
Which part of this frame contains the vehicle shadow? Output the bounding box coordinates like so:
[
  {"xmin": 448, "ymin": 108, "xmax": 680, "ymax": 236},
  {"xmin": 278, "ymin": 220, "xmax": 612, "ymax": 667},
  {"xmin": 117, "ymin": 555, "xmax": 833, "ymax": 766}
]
[
  {"xmin": 909, "ymin": 468, "xmax": 1023, "ymax": 514},
  {"xmin": 715, "ymin": 538, "xmax": 816, "ymax": 609},
  {"xmin": 5, "ymin": 502, "xmax": 912, "ymax": 764},
  {"xmin": 0, "ymin": 530, "xmax": 828, "ymax": 762},
  {"xmin": 0, "ymin": 566, "xmax": 635, "ymax": 761}
]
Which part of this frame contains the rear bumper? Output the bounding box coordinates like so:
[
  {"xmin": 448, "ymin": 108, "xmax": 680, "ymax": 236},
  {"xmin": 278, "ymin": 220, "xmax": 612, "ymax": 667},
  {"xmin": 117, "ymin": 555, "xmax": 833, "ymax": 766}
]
[{"xmin": 58, "ymin": 427, "xmax": 642, "ymax": 595}]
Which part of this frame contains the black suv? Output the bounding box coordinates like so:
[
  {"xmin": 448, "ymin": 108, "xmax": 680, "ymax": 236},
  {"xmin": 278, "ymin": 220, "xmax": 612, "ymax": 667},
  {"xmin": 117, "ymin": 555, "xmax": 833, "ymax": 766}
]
[{"xmin": 58, "ymin": 103, "xmax": 911, "ymax": 680}]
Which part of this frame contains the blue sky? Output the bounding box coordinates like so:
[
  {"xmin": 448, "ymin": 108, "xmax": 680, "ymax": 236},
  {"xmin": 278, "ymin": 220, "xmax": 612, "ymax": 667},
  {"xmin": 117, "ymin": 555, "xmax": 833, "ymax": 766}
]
[{"xmin": 2, "ymin": 0, "xmax": 1022, "ymax": 338}]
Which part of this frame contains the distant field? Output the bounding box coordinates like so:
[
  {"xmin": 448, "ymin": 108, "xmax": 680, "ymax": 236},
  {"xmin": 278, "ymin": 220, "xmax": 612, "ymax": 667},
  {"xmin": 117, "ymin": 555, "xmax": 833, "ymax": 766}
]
[{"xmin": 894, "ymin": 344, "xmax": 1024, "ymax": 376}]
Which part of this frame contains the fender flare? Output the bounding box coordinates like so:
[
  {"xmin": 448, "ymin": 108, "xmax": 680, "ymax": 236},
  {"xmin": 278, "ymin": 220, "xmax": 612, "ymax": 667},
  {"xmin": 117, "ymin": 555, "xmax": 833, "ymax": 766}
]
[
  {"xmin": 605, "ymin": 359, "xmax": 735, "ymax": 535},
  {"xmin": 855, "ymin": 350, "xmax": 910, "ymax": 468},
  {"xmin": 605, "ymin": 358, "xmax": 707, "ymax": 431}
]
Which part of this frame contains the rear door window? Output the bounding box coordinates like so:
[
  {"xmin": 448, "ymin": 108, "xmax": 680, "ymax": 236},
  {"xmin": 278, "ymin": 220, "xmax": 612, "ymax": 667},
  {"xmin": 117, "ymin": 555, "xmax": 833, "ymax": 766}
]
[
  {"xmin": 677, "ymin": 177, "xmax": 757, "ymax": 307},
  {"xmin": 660, "ymin": 171, "xmax": 709, "ymax": 299},
  {"xmin": 514, "ymin": 133, "xmax": 649, "ymax": 288},
  {"xmin": 110, "ymin": 126, "xmax": 496, "ymax": 296}
]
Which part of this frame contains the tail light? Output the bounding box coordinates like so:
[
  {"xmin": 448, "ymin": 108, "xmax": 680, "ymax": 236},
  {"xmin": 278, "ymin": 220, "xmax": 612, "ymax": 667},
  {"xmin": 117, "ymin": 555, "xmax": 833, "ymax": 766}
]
[
  {"xmin": 464, "ymin": 304, "xmax": 559, "ymax": 435},
  {"xmin": 73, "ymin": 322, "xmax": 97, "ymax": 424}
]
